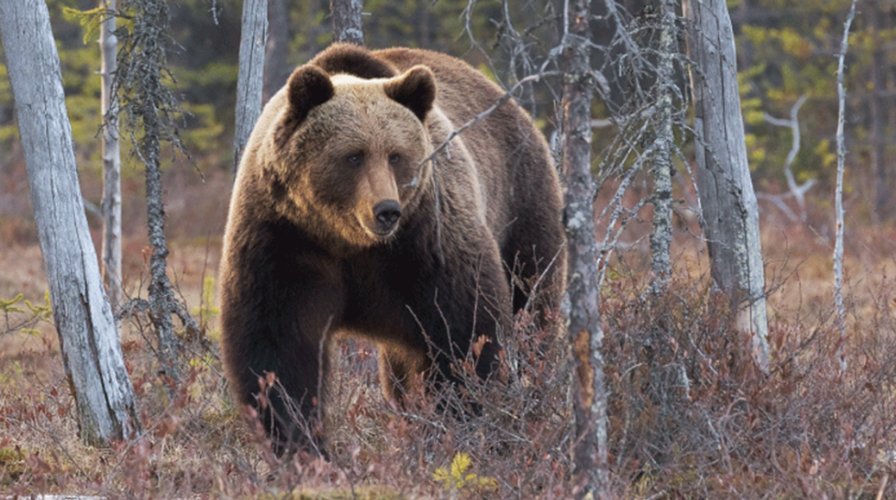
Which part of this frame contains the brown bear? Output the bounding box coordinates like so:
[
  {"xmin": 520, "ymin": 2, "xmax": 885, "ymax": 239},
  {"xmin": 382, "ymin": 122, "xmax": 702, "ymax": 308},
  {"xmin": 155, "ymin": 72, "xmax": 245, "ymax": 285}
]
[{"xmin": 219, "ymin": 43, "xmax": 565, "ymax": 454}]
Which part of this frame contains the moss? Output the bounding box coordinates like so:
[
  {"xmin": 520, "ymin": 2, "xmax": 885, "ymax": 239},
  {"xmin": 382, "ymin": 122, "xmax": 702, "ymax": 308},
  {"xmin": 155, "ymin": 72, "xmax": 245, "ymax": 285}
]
[{"xmin": 0, "ymin": 446, "xmax": 27, "ymax": 486}]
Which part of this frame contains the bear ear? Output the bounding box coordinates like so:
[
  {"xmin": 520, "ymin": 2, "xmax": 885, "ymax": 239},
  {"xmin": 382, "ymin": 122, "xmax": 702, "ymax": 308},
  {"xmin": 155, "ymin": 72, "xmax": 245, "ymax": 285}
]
[
  {"xmin": 275, "ymin": 65, "xmax": 335, "ymax": 148},
  {"xmin": 287, "ymin": 64, "xmax": 335, "ymax": 117},
  {"xmin": 383, "ymin": 65, "xmax": 436, "ymax": 122}
]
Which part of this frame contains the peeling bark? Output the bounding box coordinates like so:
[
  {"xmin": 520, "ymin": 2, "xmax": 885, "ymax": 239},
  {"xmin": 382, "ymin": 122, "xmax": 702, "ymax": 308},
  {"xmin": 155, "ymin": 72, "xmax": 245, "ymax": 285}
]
[
  {"xmin": 561, "ymin": 0, "xmax": 609, "ymax": 496},
  {"xmin": 649, "ymin": 0, "xmax": 676, "ymax": 293},
  {"xmin": 0, "ymin": 0, "xmax": 139, "ymax": 445},
  {"xmin": 233, "ymin": 0, "xmax": 268, "ymax": 175},
  {"xmin": 331, "ymin": 0, "xmax": 364, "ymax": 46},
  {"xmin": 683, "ymin": 0, "xmax": 770, "ymax": 373}
]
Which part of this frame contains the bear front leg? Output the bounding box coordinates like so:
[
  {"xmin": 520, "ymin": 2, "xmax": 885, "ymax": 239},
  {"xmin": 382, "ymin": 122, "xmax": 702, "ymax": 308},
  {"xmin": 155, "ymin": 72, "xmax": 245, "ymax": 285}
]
[
  {"xmin": 220, "ymin": 229, "xmax": 344, "ymax": 456},
  {"xmin": 408, "ymin": 236, "xmax": 509, "ymax": 397}
]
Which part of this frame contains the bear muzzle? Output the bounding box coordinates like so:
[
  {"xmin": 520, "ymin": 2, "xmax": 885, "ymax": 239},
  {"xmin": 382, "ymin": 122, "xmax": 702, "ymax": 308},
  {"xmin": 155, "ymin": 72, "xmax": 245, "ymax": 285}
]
[{"xmin": 372, "ymin": 199, "xmax": 402, "ymax": 235}]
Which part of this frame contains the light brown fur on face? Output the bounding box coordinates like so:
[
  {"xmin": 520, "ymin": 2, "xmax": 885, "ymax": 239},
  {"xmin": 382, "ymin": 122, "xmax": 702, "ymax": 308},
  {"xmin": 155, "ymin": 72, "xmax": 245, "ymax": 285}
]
[
  {"xmin": 219, "ymin": 44, "xmax": 565, "ymax": 456},
  {"xmin": 325, "ymin": 73, "xmax": 434, "ymax": 244},
  {"xmin": 266, "ymin": 70, "xmax": 435, "ymax": 250}
]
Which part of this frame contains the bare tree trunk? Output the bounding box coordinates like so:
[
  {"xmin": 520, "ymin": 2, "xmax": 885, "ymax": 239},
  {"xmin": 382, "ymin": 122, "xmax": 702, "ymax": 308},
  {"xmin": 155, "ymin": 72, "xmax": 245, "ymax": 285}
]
[
  {"xmin": 0, "ymin": 0, "xmax": 139, "ymax": 446},
  {"xmin": 561, "ymin": 0, "xmax": 609, "ymax": 496},
  {"xmin": 233, "ymin": 0, "xmax": 268, "ymax": 175},
  {"xmin": 263, "ymin": 0, "xmax": 289, "ymax": 103},
  {"xmin": 834, "ymin": 0, "xmax": 857, "ymax": 373},
  {"xmin": 683, "ymin": 0, "xmax": 770, "ymax": 373},
  {"xmin": 331, "ymin": 0, "xmax": 364, "ymax": 45},
  {"xmin": 100, "ymin": 0, "xmax": 122, "ymax": 317},
  {"xmin": 417, "ymin": 1, "xmax": 430, "ymax": 49},
  {"xmin": 138, "ymin": 1, "xmax": 181, "ymax": 384},
  {"xmin": 649, "ymin": 0, "xmax": 676, "ymax": 293},
  {"xmin": 869, "ymin": 2, "xmax": 888, "ymax": 222},
  {"xmin": 144, "ymin": 121, "xmax": 181, "ymax": 383},
  {"xmin": 115, "ymin": 0, "xmax": 199, "ymax": 384}
]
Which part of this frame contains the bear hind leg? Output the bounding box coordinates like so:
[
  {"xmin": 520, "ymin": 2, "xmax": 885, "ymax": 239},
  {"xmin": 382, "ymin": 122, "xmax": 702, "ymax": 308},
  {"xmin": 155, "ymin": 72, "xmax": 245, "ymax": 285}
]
[{"xmin": 377, "ymin": 343, "xmax": 427, "ymax": 407}]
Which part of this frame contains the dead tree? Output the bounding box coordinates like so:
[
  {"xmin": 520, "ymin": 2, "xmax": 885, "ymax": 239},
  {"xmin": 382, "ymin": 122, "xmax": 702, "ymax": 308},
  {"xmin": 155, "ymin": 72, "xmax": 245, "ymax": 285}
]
[
  {"xmin": 100, "ymin": 0, "xmax": 123, "ymax": 316},
  {"xmin": 233, "ymin": 0, "xmax": 267, "ymax": 175},
  {"xmin": 114, "ymin": 0, "xmax": 199, "ymax": 383},
  {"xmin": 869, "ymin": 0, "xmax": 889, "ymax": 221},
  {"xmin": 560, "ymin": 0, "xmax": 610, "ymax": 496},
  {"xmin": 648, "ymin": 0, "xmax": 677, "ymax": 293},
  {"xmin": 834, "ymin": 0, "xmax": 857, "ymax": 372},
  {"xmin": 331, "ymin": 0, "xmax": 363, "ymax": 45},
  {"xmin": 0, "ymin": 0, "xmax": 139, "ymax": 445},
  {"xmin": 263, "ymin": 0, "xmax": 290, "ymax": 102},
  {"xmin": 683, "ymin": 0, "xmax": 770, "ymax": 373},
  {"xmin": 760, "ymin": 95, "xmax": 815, "ymax": 222}
]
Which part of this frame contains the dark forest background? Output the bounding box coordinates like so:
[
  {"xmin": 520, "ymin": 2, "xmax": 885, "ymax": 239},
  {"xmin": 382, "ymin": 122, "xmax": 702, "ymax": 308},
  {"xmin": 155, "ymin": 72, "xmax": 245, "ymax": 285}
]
[{"xmin": 3, "ymin": 0, "xmax": 896, "ymax": 244}]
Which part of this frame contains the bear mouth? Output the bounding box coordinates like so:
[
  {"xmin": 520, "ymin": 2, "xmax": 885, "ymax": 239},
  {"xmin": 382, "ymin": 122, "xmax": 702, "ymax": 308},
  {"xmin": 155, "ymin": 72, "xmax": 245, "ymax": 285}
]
[
  {"xmin": 356, "ymin": 216, "xmax": 399, "ymax": 243},
  {"xmin": 370, "ymin": 226, "xmax": 399, "ymax": 239}
]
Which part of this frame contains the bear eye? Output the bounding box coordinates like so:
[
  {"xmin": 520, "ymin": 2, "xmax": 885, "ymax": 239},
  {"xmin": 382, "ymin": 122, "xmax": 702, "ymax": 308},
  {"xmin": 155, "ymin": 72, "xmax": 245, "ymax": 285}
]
[
  {"xmin": 345, "ymin": 152, "xmax": 364, "ymax": 168},
  {"xmin": 388, "ymin": 153, "xmax": 401, "ymax": 166}
]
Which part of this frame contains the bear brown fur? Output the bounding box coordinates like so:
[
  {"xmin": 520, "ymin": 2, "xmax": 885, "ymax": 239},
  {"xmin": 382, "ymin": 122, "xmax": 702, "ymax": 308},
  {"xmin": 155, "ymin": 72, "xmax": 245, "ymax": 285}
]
[{"xmin": 219, "ymin": 43, "xmax": 565, "ymax": 454}]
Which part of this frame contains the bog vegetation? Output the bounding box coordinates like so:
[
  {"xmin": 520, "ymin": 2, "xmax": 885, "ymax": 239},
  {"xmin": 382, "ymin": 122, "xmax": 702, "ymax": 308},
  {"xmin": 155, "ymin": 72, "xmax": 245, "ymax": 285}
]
[{"xmin": 2, "ymin": 0, "xmax": 896, "ymax": 498}]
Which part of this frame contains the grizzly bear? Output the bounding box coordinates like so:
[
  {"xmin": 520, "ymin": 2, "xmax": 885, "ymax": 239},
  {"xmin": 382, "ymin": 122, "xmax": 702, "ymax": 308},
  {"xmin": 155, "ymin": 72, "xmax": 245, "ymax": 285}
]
[{"xmin": 219, "ymin": 43, "xmax": 565, "ymax": 454}]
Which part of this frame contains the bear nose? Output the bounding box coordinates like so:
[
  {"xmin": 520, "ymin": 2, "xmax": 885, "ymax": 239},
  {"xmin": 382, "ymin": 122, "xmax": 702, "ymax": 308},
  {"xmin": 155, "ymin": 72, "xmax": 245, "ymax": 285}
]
[{"xmin": 373, "ymin": 200, "xmax": 402, "ymax": 232}]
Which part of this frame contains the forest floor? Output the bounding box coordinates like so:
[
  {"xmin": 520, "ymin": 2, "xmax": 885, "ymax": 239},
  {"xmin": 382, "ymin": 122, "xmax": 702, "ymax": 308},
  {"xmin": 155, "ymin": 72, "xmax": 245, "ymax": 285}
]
[{"xmin": 1, "ymin": 165, "xmax": 896, "ymax": 498}]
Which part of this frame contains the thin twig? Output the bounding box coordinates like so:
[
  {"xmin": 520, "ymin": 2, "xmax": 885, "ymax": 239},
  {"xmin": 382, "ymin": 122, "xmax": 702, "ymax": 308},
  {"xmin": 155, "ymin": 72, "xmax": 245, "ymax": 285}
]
[{"xmin": 405, "ymin": 71, "xmax": 559, "ymax": 189}]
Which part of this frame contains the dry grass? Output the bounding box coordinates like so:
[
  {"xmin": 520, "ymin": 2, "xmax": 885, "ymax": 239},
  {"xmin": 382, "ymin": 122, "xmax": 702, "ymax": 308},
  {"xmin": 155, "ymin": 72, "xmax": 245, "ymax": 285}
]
[
  {"xmin": 2, "ymin": 158, "xmax": 896, "ymax": 497},
  {"xmin": 0, "ymin": 245, "xmax": 574, "ymax": 498}
]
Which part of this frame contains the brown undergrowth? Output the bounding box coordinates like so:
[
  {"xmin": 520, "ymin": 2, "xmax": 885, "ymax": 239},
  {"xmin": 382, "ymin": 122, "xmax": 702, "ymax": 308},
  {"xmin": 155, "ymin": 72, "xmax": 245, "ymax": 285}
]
[
  {"xmin": 0, "ymin": 264, "xmax": 575, "ymax": 498},
  {"xmin": 602, "ymin": 268, "xmax": 896, "ymax": 498},
  {"xmin": 2, "ymin": 218, "xmax": 896, "ymax": 497}
]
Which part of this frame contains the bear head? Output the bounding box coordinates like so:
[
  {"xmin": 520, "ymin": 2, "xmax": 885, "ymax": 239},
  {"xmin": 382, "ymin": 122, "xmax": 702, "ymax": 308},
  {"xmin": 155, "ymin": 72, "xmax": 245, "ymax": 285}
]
[{"xmin": 266, "ymin": 63, "xmax": 437, "ymax": 252}]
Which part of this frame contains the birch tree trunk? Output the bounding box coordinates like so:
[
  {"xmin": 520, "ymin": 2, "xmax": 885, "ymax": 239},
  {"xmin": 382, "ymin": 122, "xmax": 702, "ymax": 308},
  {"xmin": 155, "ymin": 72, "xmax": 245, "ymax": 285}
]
[
  {"xmin": 834, "ymin": 0, "xmax": 857, "ymax": 373},
  {"xmin": 233, "ymin": 0, "xmax": 268, "ymax": 175},
  {"xmin": 683, "ymin": 0, "xmax": 770, "ymax": 373},
  {"xmin": 100, "ymin": 0, "xmax": 122, "ymax": 316},
  {"xmin": 649, "ymin": 0, "xmax": 676, "ymax": 293},
  {"xmin": 331, "ymin": 0, "xmax": 363, "ymax": 46},
  {"xmin": 561, "ymin": 0, "xmax": 609, "ymax": 496},
  {"xmin": 0, "ymin": 0, "xmax": 139, "ymax": 446}
]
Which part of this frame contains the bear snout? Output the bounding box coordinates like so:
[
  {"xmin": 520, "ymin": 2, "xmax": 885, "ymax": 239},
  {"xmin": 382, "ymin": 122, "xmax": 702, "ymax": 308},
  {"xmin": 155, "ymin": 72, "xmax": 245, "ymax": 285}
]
[{"xmin": 373, "ymin": 199, "xmax": 402, "ymax": 233}]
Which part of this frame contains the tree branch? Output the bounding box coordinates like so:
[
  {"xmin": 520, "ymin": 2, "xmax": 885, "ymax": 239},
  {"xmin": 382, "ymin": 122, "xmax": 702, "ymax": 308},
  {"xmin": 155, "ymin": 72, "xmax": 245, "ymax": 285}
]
[{"xmin": 761, "ymin": 94, "xmax": 813, "ymax": 221}]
